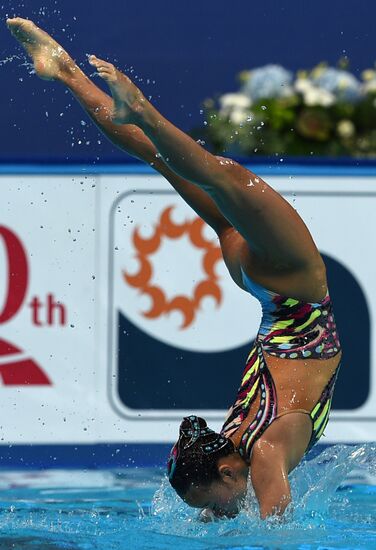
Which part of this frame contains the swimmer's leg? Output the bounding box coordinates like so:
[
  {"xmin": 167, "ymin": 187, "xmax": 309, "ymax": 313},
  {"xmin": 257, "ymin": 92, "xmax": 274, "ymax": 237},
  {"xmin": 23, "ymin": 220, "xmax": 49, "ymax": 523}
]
[
  {"xmin": 6, "ymin": 18, "xmax": 231, "ymax": 237},
  {"xmin": 91, "ymin": 56, "xmax": 325, "ymax": 280}
]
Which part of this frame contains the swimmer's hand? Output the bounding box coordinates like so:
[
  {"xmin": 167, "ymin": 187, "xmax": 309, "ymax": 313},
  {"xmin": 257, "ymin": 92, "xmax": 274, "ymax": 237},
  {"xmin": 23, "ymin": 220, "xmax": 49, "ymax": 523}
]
[
  {"xmin": 198, "ymin": 507, "xmax": 239, "ymax": 521},
  {"xmin": 198, "ymin": 508, "xmax": 216, "ymax": 522}
]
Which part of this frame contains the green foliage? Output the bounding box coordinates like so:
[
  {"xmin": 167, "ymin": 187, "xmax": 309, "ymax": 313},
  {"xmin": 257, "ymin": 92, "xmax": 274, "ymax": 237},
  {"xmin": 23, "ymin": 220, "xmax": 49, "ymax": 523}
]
[{"xmin": 193, "ymin": 65, "xmax": 376, "ymax": 158}]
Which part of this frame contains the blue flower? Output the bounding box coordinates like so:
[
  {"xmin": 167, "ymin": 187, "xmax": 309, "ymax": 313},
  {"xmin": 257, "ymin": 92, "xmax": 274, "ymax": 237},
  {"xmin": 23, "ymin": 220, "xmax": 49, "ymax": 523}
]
[
  {"xmin": 312, "ymin": 68, "xmax": 362, "ymax": 103},
  {"xmin": 241, "ymin": 64, "xmax": 294, "ymax": 101}
]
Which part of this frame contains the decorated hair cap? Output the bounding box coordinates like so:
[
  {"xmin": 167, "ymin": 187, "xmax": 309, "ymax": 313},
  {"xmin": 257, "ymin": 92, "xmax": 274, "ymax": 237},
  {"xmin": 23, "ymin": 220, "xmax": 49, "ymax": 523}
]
[
  {"xmin": 179, "ymin": 415, "xmax": 215, "ymax": 449},
  {"xmin": 167, "ymin": 416, "xmax": 234, "ymax": 481}
]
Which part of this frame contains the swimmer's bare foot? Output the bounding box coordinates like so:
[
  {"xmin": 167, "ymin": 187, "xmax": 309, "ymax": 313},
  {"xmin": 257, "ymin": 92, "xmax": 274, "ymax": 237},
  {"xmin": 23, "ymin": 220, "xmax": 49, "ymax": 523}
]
[
  {"xmin": 6, "ymin": 17, "xmax": 75, "ymax": 81},
  {"xmin": 88, "ymin": 55, "xmax": 145, "ymax": 124}
]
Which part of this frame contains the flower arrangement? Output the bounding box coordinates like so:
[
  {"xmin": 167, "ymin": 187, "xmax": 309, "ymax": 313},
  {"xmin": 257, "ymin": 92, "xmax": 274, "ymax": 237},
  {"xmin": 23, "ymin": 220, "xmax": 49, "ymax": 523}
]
[{"xmin": 197, "ymin": 61, "xmax": 376, "ymax": 158}]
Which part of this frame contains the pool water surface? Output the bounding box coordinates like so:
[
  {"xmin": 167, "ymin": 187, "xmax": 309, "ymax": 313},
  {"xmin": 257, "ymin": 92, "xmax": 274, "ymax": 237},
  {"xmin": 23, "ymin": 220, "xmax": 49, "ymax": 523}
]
[{"xmin": 0, "ymin": 444, "xmax": 375, "ymax": 550}]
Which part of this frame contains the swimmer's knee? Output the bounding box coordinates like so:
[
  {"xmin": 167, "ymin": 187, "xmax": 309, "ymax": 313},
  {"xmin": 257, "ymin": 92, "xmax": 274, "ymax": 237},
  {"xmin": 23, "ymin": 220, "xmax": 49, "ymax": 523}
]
[
  {"xmin": 213, "ymin": 155, "xmax": 246, "ymax": 189},
  {"xmin": 215, "ymin": 155, "xmax": 241, "ymax": 170}
]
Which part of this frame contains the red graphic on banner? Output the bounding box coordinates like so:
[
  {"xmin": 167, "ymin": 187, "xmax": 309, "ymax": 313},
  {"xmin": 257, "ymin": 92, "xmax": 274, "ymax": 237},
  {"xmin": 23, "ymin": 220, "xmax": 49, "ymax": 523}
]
[
  {"xmin": 0, "ymin": 338, "xmax": 51, "ymax": 385},
  {"xmin": 29, "ymin": 294, "xmax": 67, "ymax": 326},
  {"xmin": 123, "ymin": 206, "xmax": 223, "ymax": 329},
  {"xmin": 0, "ymin": 226, "xmax": 28, "ymax": 323},
  {"xmin": 0, "ymin": 226, "xmax": 52, "ymax": 385}
]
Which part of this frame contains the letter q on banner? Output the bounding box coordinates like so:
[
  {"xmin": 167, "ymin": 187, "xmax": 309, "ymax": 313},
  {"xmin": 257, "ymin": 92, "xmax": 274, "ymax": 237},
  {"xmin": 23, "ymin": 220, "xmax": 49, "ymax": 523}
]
[
  {"xmin": 0, "ymin": 225, "xmax": 51, "ymax": 385},
  {"xmin": 0, "ymin": 225, "xmax": 28, "ymax": 323}
]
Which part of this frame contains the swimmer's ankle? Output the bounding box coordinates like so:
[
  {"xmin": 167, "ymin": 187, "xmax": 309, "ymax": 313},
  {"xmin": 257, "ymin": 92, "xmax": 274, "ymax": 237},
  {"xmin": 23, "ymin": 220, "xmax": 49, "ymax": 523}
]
[
  {"xmin": 137, "ymin": 103, "xmax": 167, "ymax": 135},
  {"xmin": 57, "ymin": 63, "xmax": 83, "ymax": 85},
  {"xmin": 128, "ymin": 96, "xmax": 148, "ymax": 123}
]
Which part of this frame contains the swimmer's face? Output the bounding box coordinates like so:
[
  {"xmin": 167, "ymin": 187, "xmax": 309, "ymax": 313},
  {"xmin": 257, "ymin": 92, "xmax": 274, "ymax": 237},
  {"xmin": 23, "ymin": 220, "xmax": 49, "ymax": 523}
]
[{"xmin": 183, "ymin": 468, "xmax": 248, "ymax": 518}]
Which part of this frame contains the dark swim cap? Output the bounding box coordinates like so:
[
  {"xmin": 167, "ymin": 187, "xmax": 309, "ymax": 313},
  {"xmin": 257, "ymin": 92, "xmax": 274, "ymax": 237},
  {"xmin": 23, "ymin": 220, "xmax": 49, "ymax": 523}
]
[{"xmin": 167, "ymin": 415, "xmax": 235, "ymax": 493}]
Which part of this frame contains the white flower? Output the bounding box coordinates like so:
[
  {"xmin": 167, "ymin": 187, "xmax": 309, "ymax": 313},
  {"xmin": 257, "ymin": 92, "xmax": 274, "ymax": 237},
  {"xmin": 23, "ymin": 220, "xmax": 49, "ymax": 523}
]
[
  {"xmin": 337, "ymin": 119, "xmax": 355, "ymax": 138},
  {"xmin": 229, "ymin": 108, "xmax": 251, "ymax": 125},
  {"xmin": 295, "ymin": 78, "xmax": 313, "ymax": 94},
  {"xmin": 219, "ymin": 93, "xmax": 252, "ymax": 110},
  {"xmin": 361, "ymin": 69, "xmax": 376, "ymax": 82},
  {"xmin": 363, "ymin": 79, "xmax": 376, "ymax": 94},
  {"xmin": 218, "ymin": 93, "xmax": 252, "ymax": 124},
  {"xmin": 304, "ymin": 87, "xmax": 336, "ymax": 107},
  {"xmin": 296, "ymin": 76, "xmax": 336, "ymax": 106}
]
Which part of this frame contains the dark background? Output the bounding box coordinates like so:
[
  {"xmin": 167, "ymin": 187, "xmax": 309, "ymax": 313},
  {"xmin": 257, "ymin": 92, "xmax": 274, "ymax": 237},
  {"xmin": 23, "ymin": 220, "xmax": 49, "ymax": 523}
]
[{"xmin": 0, "ymin": 0, "xmax": 375, "ymax": 163}]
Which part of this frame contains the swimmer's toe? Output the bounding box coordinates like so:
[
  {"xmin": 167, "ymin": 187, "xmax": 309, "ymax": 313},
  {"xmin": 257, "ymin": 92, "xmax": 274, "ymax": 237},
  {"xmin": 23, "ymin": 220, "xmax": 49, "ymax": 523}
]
[
  {"xmin": 7, "ymin": 17, "xmax": 74, "ymax": 81},
  {"xmin": 89, "ymin": 55, "xmax": 117, "ymax": 81},
  {"xmin": 6, "ymin": 17, "xmax": 33, "ymax": 36},
  {"xmin": 88, "ymin": 54, "xmax": 99, "ymax": 67},
  {"xmin": 6, "ymin": 16, "xmax": 21, "ymax": 27}
]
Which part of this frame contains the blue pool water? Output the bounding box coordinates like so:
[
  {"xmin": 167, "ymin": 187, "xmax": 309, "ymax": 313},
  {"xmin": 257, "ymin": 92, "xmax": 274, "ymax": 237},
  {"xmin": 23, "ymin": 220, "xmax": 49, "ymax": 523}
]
[{"xmin": 0, "ymin": 444, "xmax": 375, "ymax": 550}]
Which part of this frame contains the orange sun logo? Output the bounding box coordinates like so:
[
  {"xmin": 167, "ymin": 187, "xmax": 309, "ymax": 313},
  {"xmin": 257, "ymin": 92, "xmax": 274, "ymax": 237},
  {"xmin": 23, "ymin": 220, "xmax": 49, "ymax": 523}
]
[{"xmin": 123, "ymin": 206, "xmax": 223, "ymax": 329}]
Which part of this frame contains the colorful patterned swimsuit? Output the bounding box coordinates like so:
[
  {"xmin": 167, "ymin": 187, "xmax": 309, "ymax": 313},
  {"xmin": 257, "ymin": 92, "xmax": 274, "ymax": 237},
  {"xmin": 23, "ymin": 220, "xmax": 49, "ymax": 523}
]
[{"xmin": 221, "ymin": 270, "xmax": 342, "ymax": 460}]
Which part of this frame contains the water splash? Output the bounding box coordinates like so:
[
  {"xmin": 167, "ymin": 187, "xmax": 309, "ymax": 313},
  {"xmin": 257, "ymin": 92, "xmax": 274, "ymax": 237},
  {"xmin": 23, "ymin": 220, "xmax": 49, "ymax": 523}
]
[
  {"xmin": 0, "ymin": 53, "xmax": 23, "ymax": 67},
  {"xmin": 146, "ymin": 444, "xmax": 376, "ymax": 548},
  {"xmin": 0, "ymin": 52, "xmax": 38, "ymax": 77},
  {"xmin": 289, "ymin": 443, "xmax": 376, "ymax": 521},
  {"xmin": 0, "ymin": 458, "xmax": 373, "ymax": 549}
]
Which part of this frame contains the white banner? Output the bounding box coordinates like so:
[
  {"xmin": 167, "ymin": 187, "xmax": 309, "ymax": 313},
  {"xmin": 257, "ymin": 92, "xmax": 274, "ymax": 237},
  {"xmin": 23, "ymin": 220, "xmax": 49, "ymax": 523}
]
[{"xmin": 0, "ymin": 172, "xmax": 375, "ymax": 449}]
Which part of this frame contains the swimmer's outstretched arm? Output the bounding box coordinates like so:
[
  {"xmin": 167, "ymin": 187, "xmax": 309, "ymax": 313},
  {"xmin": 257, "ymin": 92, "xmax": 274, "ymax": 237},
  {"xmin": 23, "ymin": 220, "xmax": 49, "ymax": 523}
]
[
  {"xmin": 250, "ymin": 440, "xmax": 292, "ymax": 519},
  {"xmin": 6, "ymin": 18, "xmax": 231, "ymax": 238}
]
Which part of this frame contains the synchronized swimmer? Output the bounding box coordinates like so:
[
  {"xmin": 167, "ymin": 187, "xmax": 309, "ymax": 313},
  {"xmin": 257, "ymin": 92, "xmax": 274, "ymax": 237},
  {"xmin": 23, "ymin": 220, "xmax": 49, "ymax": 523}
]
[{"xmin": 7, "ymin": 17, "xmax": 342, "ymax": 519}]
